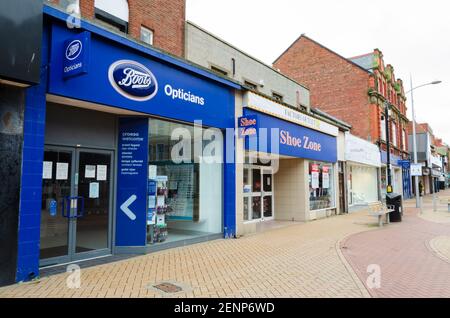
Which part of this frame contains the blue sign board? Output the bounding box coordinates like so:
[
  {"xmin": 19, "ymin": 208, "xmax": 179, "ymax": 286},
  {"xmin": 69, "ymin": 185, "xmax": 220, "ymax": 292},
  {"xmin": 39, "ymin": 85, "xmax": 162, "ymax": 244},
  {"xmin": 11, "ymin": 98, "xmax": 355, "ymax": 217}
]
[
  {"xmin": 381, "ymin": 151, "xmax": 402, "ymax": 167},
  {"xmin": 238, "ymin": 115, "xmax": 258, "ymax": 138},
  {"xmin": 116, "ymin": 118, "xmax": 149, "ymax": 247},
  {"xmin": 398, "ymin": 160, "xmax": 411, "ymax": 169},
  {"xmin": 244, "ymin": 109, "xmax": 337, "ymax": 163},
  {"xmin": 49, "ymin": 24, "xmax": 235, "ymax": 129},
  {"xmin": 63, "ymin": 31, "xmax": 90, "ymax": 79}
]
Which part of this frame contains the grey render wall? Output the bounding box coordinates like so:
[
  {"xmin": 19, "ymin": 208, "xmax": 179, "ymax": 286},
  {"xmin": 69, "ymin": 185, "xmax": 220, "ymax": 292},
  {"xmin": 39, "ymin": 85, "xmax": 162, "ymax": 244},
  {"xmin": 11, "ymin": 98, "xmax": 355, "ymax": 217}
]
[{"xmin": 185, "ymin": 22, "xmax": 310, "ymax": 109}]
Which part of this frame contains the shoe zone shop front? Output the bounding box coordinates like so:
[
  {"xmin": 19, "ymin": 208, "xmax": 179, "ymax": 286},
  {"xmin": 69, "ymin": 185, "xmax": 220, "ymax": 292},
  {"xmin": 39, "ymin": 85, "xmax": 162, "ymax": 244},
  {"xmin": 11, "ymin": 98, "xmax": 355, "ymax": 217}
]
[
  {"xmin": 16, "ymin": 6, "xmax": 239, "ymax": 282},
  {"xmin": 239, "ymin": 94, "xmax": 338, "ymax": 228}
]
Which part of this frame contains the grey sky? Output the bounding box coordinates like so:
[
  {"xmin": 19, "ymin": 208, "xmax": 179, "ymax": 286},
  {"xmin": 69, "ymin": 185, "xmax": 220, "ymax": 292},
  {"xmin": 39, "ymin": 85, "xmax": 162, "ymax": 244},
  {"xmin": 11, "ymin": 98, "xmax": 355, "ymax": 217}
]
[{"xmin": 187, "ymin": 0, "xmax": 450, "ymax": 144}]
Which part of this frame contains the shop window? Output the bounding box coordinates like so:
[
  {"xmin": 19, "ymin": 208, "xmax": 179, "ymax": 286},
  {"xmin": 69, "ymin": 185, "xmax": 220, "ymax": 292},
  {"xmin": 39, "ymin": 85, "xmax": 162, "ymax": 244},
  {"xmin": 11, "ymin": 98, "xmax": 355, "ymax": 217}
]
[
  {"xmin": 140, "ymin": 26, "xmax": 154, "ymax": 45},
  {"xmin": 402, "ymin": 129, "xmax": 407, "ymax": 151},
  {"xmin": 392, "ymin": 122, "xmax": 397, "ymax": 147},
  {"xmin": 94, "ymin": 0, "xmax": 129, "ymax": 33},
  {"xmin": 309, "ymin": 162, "xmax": 335, "ymax": 211},
  {"xmin": 147, "ymin": 118, "xmax": 223, "ymax": 245}
]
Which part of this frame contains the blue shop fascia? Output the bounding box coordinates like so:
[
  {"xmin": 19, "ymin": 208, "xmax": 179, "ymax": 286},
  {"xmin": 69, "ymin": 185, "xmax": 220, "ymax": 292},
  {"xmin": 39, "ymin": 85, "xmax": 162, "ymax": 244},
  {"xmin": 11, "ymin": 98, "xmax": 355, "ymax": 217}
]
[{"xmin": 16, "ymin": 5, "xmax": 240, "ymax": 282}]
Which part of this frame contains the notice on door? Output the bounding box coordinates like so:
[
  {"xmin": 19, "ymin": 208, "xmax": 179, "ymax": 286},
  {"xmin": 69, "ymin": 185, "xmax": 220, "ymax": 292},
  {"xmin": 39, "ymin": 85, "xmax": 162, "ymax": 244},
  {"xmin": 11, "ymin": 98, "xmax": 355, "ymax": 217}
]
[
  {"xmin": 97, "ymin": 165, "xmax": 108, "ymax": 181},
  {"xmin": 43, "ymin": 161, "xmax": 53, "ymax": 179},
  {"xmin": 85, "ymin": 165, "xmax": 96, "ymax": 178},
  {"xmin": 56, "ymin": 162, "xmax": 69, "ymax": 180},
  {"xmin": 89, "ymin": 182, "xmax": 100, "ymax": 199}
]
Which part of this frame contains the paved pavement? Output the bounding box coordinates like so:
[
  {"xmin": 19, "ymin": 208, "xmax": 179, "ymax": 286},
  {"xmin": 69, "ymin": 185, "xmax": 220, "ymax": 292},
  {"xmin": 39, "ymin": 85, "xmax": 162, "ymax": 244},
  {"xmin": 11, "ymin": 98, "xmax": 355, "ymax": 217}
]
[
  {"xmin": 0, "ymin": 212, "xmax": 375, "ymax": 298},
  {"xmin": 341, "ymin": 189, "xmax": 450, "ymax": 298},
  {"xmin": 2, "ymin": 189, "xmax": 449, "ymax": 298}
]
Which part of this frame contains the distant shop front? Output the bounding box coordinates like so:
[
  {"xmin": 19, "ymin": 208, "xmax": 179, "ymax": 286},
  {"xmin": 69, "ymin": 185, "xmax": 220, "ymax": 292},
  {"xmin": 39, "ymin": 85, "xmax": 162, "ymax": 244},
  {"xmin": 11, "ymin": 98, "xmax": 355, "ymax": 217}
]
[
  {"xmin": 345, "ymin": 133, "xmax": 381, "ymax": 211},
  {"xmin": 236, "ymin": 92, "xmax": 339, "ymax": 236}
]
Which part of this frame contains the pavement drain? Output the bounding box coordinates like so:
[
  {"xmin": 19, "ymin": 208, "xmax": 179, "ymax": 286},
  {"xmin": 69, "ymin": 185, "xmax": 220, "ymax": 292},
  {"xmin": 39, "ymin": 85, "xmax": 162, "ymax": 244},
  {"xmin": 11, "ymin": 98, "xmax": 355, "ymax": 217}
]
[
  {"xmin": 147, "ymin": 281, "xmax": 193, "ymax": 296},
  {"xmin": 153, "ymin": 282, "xmax": 183, "ymax": 293}
]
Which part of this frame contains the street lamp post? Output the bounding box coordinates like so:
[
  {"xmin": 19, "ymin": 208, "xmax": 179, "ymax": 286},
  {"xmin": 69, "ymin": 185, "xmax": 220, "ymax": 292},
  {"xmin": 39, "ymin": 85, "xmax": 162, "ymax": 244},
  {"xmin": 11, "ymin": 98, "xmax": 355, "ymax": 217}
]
[{"xmin": 407, "ymin": 77, "xmax": 442, "ymax": 211}]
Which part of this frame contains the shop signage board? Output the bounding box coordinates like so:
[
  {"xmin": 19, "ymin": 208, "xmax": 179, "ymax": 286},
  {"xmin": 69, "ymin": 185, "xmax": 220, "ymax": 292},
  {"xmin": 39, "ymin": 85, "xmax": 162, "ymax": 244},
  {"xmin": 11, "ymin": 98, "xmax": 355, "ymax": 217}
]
[
  {"xmin": 116, "ymin": 118, "xmax": 149, "ymax": 247},
  {"xmin": 49, "ymin": 24, "xmax": 235, "ymax": 129},
  {"xmin": 63, "ymin": 31, "xmax": 90, "ymax": 79},
  {"xmin": 244, "ymin": 109, "xmax": 337, "ymax": 163},
  {"xmin": 398, "ymin": 160, "xmax": 411, "ymax": 169},
  {"xmin": 243, "ymin": 92, "xmax": 339, "ymax": 137},
  {"xmin": 345, "ymin": 133, "xmax": 381, "ymax": 167},
  {"xmin": 410, "ymin": 163, "xmax": 423, "ymax": 176},
  {"xmin": 238, "ymin": 115, "xmax": 258, "ymax": 138},
  {"xmin": 381, "ymin": 151, "xmax": 402, "ymax": 167}
]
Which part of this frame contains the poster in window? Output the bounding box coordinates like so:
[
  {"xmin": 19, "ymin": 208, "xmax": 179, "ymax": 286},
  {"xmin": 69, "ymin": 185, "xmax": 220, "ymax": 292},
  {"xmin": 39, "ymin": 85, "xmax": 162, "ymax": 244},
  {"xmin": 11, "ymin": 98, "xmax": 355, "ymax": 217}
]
[
  {"xmin": 322, "ymin": 166, "xmax": 330, "ymax": 189},
  {"xmin": 311, "ymin": 171, "xmax": 320, "ymax": 189},
  {"xmin": 56, "ymin": 162, "xmax": 69, "ymax": 180},
  {"xmin": 322, "ymin": 173, "xmax": 330, "ymax": 189},
  {"xmin": 43, "ymin": 161, "xmax": 53, "ymax": 179}
]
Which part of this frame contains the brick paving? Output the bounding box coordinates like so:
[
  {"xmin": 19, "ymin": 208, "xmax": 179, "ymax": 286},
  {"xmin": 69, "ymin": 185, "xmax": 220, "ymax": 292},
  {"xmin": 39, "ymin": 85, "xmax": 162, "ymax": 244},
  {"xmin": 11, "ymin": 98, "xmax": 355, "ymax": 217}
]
[
  {"xmin": 341, "ymin": 189, "xmax": 450, "ymax": 298},
  {"xmin": 0, "ymin": 212, "xmax": 375, "ymax": 298},
  {"xmin": 3, "ymin": 190, "xmax": 450, "ymax": 298}
]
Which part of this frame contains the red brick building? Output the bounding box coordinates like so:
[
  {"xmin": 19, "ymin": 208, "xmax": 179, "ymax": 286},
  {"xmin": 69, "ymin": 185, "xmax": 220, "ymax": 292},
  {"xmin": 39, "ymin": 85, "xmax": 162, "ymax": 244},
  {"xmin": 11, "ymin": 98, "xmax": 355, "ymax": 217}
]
[
  {"xmin": 47, "ymin": 0, "xmax": 185, "ymax": 57},
  {"xmin": 274, "ymin": 35, "xmax": 409, "ymax": 160}
]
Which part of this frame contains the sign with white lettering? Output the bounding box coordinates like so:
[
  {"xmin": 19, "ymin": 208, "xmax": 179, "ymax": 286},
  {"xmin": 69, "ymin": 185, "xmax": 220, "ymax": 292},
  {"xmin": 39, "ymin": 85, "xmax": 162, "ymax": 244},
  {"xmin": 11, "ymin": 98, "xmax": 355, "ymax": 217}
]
[
  {"xmin": 243, "ymin": 92, "xmax": 338, "ymax": 137},
  {"xmin": 116, "ymin": 118, "xmax": 149, "ymax": 247},
  {"xmin": 245, "ymin": 109, "xmax": 337, "ymax": 163},
  {"xmin": 411, "ymin": 163, "xmax": 422, "ymax": 177},
  {"xmin": 63, "ymin": 32, "xmax": 90, "ymax": 79}
]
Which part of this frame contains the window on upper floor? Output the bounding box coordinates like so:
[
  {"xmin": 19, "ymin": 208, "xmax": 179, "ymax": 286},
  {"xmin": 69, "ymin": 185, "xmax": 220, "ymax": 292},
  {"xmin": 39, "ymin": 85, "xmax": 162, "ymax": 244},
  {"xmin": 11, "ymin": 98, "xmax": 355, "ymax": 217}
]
[
  {"xmin": 402, "ymin": 129, "xmax": 407, "ymax": 151},
  {"xmin": 272, "ymin": 92, "xmax": 284, "ymax": 102},
  {"xmin": 94, "ymin": 0, "xmax": 129, "ymax": 33},
  {"xmin": 244, "ymin": 81, "xmax": 258, "ymax": 91},
  {"xmin": 392, "ymin": 122, "xmax": 398, "ymax": 147},
  {"xmin": 140, "ymin": 26, "xmax": 154, "ymax": 45},
  {"xmin": 210, "ymin": 65, "xmax": 228, "ymax": 77},
  {"xmin": 381, "ymin": 115, "xmax": 386, "ymax": 141}
]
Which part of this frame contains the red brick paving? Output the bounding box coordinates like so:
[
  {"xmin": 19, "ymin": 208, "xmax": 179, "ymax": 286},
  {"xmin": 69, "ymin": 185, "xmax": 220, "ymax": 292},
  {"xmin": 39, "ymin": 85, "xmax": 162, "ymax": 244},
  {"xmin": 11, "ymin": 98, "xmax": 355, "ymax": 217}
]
[{"xmin": 341, "ymin": 204, "xmax": 450, "ymax": 298}]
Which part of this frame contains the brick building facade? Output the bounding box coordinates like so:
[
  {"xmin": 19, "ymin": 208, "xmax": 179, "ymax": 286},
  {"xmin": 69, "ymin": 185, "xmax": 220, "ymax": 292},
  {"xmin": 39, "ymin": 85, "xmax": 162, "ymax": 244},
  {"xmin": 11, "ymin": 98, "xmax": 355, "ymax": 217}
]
[
  {"xmin": 47, "ymin": 0, "xmax": 185, "ymax": 57},
  {"xmin": 274, "ymin": 35, "xmax": 409, "ymax": 161}
]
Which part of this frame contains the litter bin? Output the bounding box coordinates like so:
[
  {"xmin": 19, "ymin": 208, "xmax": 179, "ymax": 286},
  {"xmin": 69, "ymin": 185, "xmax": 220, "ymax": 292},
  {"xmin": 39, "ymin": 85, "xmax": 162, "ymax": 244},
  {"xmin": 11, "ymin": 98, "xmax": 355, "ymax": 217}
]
[{"xmin": 386, "ymin": 193, "xmax": 403, "ymax": 222}]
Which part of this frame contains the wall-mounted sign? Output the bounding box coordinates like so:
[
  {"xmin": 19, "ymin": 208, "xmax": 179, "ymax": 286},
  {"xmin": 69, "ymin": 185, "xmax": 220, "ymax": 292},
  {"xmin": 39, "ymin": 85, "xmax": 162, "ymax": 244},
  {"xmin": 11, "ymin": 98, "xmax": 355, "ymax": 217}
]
[
  {"xmin": 245, "ymin": 109, "xmax": 337, "ymax": 163},
  {"xmin": 49, "ymin": 25, "xmax": 234, "ymax": 129},
  {"xmin": 243, "ymin": 92, "xmax": 338, "ymax": 137},
  {"xmin": 422, "ymin": 167, "xmax": 431, "ymax": 176},
  {"xmin": 108, "ymin": 60, "xmax": 158, "ymax": 102},
  {"xmin": 398, "ymin": 160, "xmax": 411, "ymax": 169},
  {"xmin": 345, "ymin": 133, "xmax": 381, "ymax": 167},
  {"xmin": 238, "ymin": 115, "xmax": 258, "ymax": 138},
  {"xmin": 381, "ymin": 151, "xmax": 402, "ymax": 167},
  {"xmin": 116, "ymin": 118, "xmax": 149, "ymax": 247},
  {"xmin": 63, "ymin": 31, "xmax": 90, "ymax": 79},
  {"xmin": 410, "ymin": 163, "xmax": 423, "ymax": 176}
]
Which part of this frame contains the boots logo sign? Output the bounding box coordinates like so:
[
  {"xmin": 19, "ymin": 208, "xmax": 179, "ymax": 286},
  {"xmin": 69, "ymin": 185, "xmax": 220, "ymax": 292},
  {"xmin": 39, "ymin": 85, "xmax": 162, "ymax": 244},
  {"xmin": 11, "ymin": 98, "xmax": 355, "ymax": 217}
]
[
  {"xmin": 108, "ymin": 60, "xmax": 159, "ymax": 102},
  {"xmin": 65, "ymin": 40, "xmax": 82, "ymax": 60}
]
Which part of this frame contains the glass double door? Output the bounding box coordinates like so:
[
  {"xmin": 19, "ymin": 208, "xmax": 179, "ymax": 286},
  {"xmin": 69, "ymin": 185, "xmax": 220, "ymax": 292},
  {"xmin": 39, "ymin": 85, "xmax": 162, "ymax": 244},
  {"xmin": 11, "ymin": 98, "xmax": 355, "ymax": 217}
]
[
  {"xmin": 244, "ymin": 166, "xmax": 274, "ymax": 222},
  {"xmin": 40, "ymin": 147, "xmax": 113, "ymax": 266}
]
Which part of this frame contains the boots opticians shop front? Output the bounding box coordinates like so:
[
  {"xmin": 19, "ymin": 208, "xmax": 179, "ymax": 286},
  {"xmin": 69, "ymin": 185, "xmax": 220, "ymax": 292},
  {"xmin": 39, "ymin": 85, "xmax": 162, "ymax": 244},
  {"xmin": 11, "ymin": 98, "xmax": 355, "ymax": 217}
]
[{"xmin": 15, "ymin": 6, "xmax": 239, "ymax": 282}]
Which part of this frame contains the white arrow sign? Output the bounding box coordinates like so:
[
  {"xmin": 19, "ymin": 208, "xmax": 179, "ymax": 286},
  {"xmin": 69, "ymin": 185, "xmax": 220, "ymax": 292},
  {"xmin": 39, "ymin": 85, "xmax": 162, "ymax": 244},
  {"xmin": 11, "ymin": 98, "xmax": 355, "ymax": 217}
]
[{"xmin": 120, "ymin": 195, "xmax": 137, "ymax": 221}]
